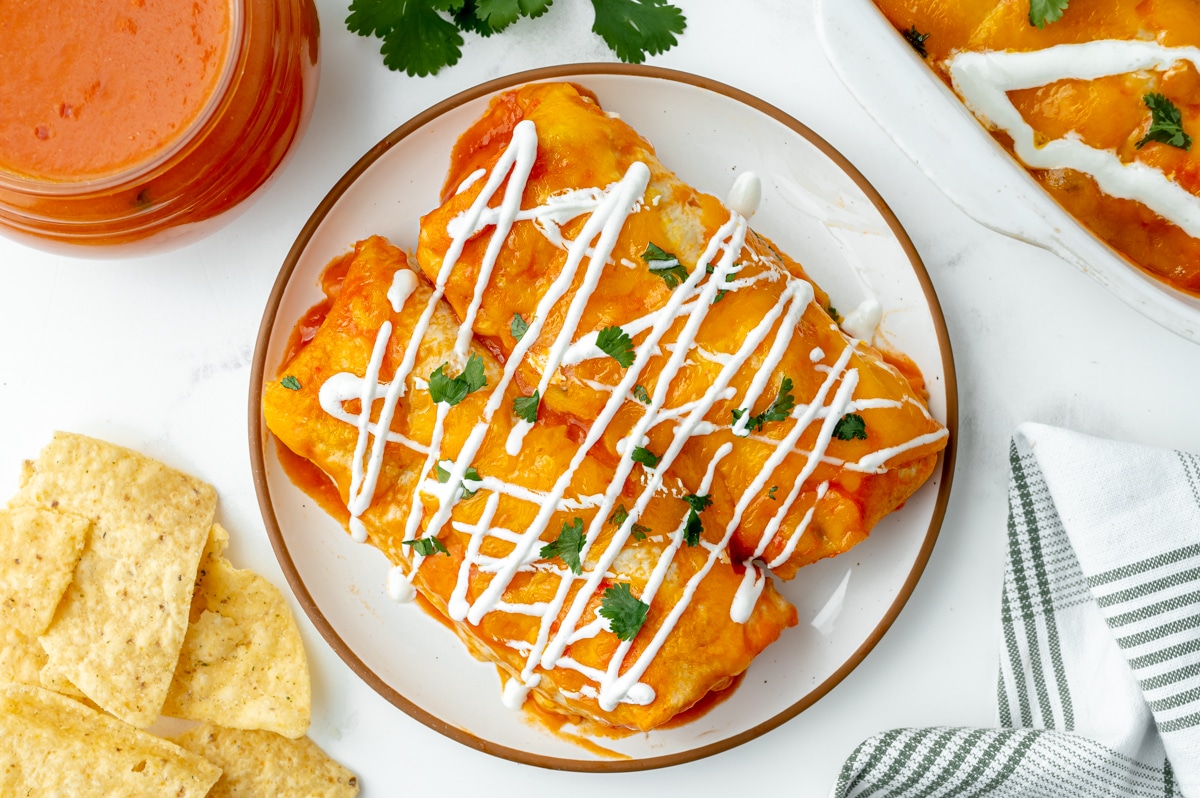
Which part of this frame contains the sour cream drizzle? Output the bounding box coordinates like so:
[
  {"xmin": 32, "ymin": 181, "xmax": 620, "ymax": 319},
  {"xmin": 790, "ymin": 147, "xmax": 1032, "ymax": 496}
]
[
  {"xmin": 948, "ymin": 40, "xmax": 1200, "ymax": 239},
  {"xmin": 316, "ymin": 120, "xmax": 946, "ymax": 713}
]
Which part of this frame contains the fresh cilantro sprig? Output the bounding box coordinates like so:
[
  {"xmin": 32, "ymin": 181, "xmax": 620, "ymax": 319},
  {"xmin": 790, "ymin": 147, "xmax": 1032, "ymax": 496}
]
[
  {"xmin": 428, "ymin": 353, "xmax": 487, "ymax": 406},
  {"xmin": 403, "ymin": 535, "xmax": 449, "ymax": 556},
  {"xmin": 435, "ymin": 461, "xmax": 483, "ymax": 498},
  {"xmin": 540, "ymin": 517, "xmax": 586, "ymax": 574},
  {"xmin": 280, "ymin": 375, "xmax": 301, "ymax": 391},
  {"xmin": 632, "ymin": 384, "xmax": 651, "ymax": 404},
  {"xmin": 346, "ymin": 0, "xmax": 686, "ymax": 77},
  {"xmin": 642, "ymin": 242, "xmax": 689, "ymax": 289},
  {"xmin": 599, "ymin": 582, "xmax": 649, "ymax": 641},
  {"xmin": 833, "ymin": 413, "xmax": 868, "ymax": 441},
  {"xmin": 1029, "ymin": 0, "xmax": 1069, "ymax": 28},
  {"xmin": 596, "ymin": 325, "xmax": 635, "ymax": 368},
  {"xmin": 903, "ymin": 25, "xmax": 930, "ymax": 58},
  {"xmin": 1137, "ymin": 93, "xmax": 1192, "ymax": 151},
  {"xmin": 682, "ymin": 493, "xmax": 712, "ymax": 547},
  {"xmin": 513, "ymin": 390, "xmax": 540, "ymax": 423},
  {"xmin": 732, "ymin": 376, "xmax": 796, "ymax": 433},
  {"xmin": 511, "ymin": 312, "xmax": 530, "ymax": 342}
]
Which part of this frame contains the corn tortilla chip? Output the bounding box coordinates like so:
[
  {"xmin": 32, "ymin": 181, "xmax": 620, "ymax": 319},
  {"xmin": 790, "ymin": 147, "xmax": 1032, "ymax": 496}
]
[
  {"xmin": 0, "ymin": 505, "xmax": 89, "ymax": 636},
  {"xmin": 17, "ymin": 432, "xmax": 217, "ymax": 727},
  {"xmin": 173, "ymin": 724, "xmax": 358, "ymax": 798},
  {"xmin": 0, "ymin": 684, "xmax": 221, "ymax": 797},
  {"xmin": 163, "ymin": 524, "xmax": 311, "ymax": 737},
  {"xmin": 0, "ymin": 624, "xmax": 45, "ymax": 687}
]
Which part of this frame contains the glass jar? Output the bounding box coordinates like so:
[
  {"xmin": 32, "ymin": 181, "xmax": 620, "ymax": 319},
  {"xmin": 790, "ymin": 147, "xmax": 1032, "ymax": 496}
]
[{"xmin": 0, "ymin": 0, "xmax": 320, "ymax": 255}]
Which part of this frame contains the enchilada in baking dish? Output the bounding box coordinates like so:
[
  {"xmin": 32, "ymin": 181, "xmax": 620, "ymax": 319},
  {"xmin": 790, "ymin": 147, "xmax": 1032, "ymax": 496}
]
[
  {"xmin": 263, "ymin": 82, "xmax": 948, "ymax": 731},
  {"xmin": 872, "ymin": 0, "xmax": 1200, "ymax": 294}
]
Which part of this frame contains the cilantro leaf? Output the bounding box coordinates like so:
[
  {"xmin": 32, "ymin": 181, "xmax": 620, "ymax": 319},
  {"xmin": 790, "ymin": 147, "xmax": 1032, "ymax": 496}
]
[
  {"xmin": 513, "ymin": 390, "xmax": 540, "ymax": 423},
  {"xmin": 348, "ymin": 0, "xmax": 684, "ymax": 75},
  {"xmin": 608, "ymin": 504, "xmax": 650, "ymax": 539},
  {"xmin": 511, "ymin": 312, "xmax": 530, "ymax": 342},
  {"xmin": 733, "ymin": 376, "xmax": 796, "ymax": 432},
  {"xmin": 435, "ymin": 461, "xmax": 482, "ymax": 498},
  {"xmin": 590, "ymin": 0, "xmax": 686, "ymax": 64},
  {"xmin": 632, "ymin": 384, "xmax": 651, "ymax": 404},
  {"xmin": 768, "ymin": 485, "xmax": 778, "ymax": 501},
  {"xmin": 280, "ymin": 375, "xmax": 301, "ymax": 391},
  {"xmin": 403, "ymin": 536, "xmax": 449, "ymax": 557},
  {"xmin": 347, "ymin": 0, "xmax": 466, "ymax": 77},
  {"xmin": 631, "ymin": 446, "xmax": 660, "ymax": 469},
  {"xmin": 833, "ymin": 413, "xmax": 868, "ymax": 441},
  {"xmin": 1137, "ymin": 93, "xmax": 1192, "ymax": 151},
  {"xmin": 641, "ymin": 242, "xmax": 689, "ymax": 289},
  {"xmin": 904, "ymin": 25, "xmax": 930, "ymax": 58},
  {"xmin": 596, "ymin": 325, "xmax": 636, "ymax": 368},
  {"xmin": 681, "ymin": 494, "xmax": 712, "ymax": 547},
  {"xmin": 1028, "ymin": 0, "xmax": 1069, "ymax": 28},
  {"xmin": 599, "ymin": 582, "xmax": 649, "ymax": 641},
  {"xmin": 428, "ymin": 353, "xmax": 487, "ymax": 406},
  {"xmin": 540, "ymin": 517, "xmax": 586, "ymax": 574}
]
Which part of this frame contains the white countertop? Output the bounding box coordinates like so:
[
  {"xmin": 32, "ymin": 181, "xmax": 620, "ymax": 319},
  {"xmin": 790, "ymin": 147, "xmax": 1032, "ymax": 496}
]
[{"xmin": 3, "ymin": 1, "xmax": 1198, "ymax": 794}]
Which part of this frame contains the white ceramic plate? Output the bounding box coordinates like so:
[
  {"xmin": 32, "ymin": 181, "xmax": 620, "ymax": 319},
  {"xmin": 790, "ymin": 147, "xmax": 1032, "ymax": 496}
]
[
  {"xmin": 816, "ymin": 0, "xmax": 1200, "ymax": 343},
  {"xmin": 250, "ymin": 65, "xmax": 957, "ymax": 771}
]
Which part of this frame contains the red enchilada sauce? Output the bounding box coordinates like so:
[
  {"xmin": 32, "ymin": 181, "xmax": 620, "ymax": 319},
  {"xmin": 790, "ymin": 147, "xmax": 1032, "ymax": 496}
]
[{"xmin": 0, "ymin": 0, "xmax": 319, "ymax": 253}]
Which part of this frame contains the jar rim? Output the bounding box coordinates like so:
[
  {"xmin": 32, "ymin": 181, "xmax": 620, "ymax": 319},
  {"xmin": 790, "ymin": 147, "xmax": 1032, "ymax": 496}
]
[{"xmin": 0, "ymin": 0, "xmax": 246, "ymax": 196}]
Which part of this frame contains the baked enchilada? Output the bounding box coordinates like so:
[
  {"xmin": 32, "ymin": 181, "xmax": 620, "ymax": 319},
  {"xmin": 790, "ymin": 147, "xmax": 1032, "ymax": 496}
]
[
  {"xmin": 873, "ymin": 0, "xmax": 1200, "ymax": 294},
  {"xmin": 263, "ymin": 83, "xmax": 948, "ymax": 731}
]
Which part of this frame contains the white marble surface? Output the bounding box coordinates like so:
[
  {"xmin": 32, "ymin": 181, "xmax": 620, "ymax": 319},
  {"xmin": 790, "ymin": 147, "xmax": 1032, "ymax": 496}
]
[{"xmin": 2, "ymin": 1, "xmax": 1198, "ymax": 794}]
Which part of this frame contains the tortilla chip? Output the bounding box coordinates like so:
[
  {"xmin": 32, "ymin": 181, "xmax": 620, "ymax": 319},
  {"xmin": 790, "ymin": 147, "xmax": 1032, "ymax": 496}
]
[
  {"xmin": 0, "ymin": 684, "xmax": 220, "ymax": 797},
  {"xmin": 163, "ymin": 523, "xmax": 311, "ymax": 737},
  {"xmin": 173, "ymin": 724, "xmax": 358, "ymax": 798},
  {"xmin": 16, "ymin": 432, "xmax": 217, "ymax": 727},
  {"xmin": 0, "ymin": 624, "xmax": 45, "ymax": 687},
  {"xmin": 0, "ymin": 505, "xmax": 89, "ymax": 636}
]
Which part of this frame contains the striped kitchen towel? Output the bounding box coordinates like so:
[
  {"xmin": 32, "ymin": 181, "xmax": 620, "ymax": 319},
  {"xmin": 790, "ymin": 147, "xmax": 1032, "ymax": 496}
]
[{"xmin": 831, "ymin": 422, "xmax": 1200, "ymax": 798}]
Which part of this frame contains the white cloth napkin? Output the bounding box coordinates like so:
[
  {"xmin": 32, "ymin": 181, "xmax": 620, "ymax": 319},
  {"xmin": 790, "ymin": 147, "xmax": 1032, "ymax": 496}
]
[{"xmin": 831, "ymin": 422, "xmax": 1200, "ymax": 798}]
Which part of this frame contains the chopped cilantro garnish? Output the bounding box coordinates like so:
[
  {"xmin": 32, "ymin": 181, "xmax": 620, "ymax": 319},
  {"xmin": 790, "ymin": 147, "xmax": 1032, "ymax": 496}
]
[
  {"xmin": 826, "ymin": 305, "xmax": 841, "ymax": 322},
  {"xmin": 435, "ymin": 461, "xmax": 482, "ymax": 498},
  {"xmin": 681, "ymin": 493, "xmax": 712, "ymax": 547},
  {"xmin": 833, "ymin": 413, "xmax": 868, "ymax": 441},
  {"xmin": 346, "ymin": 0, "xmax": 685, "ymax": 76},
  {"xmin": 403, "ymin": 536, "xmax": 449, "ymax": 557},
  {"xmin": 540, "ymin": 517, "xmax": 586, "ymax": 574},
  {"xmin": 596, "ymin": 325, "xmax": 636, "ymax": 368},
  {"xmin": 280, "ymin": 375, "xmax": 301, "ymax": 391},
  {"xmin": 633, "ymin": 384, "xmax": 651, "ymax": 404},
  {"xmin": 428, "ymin": 353, "xmax": 487, "ymax": 406},
  {"xmin": 608, "ymin": 504, "xmax": 650, "ymax": 540},
  {"xmin": 732, "ymin": 376, "xmax": 796, "ymax": 433},
  {"xmin": 513, "ymin": 390, "xmax": 540, "ymax": 423},
  {"xmin": 631, "ymin": 446, "xmax": 660, "ymax": 469},
  {"xmin": 641, "ymin": 242, "xmax": 689, "ymax": 289},
  {"xmin": 1137, "ymin": 93, "xmax": 1192, "ymax": 151},
  {"xmin": 511, "ymin": 312, "xmax": 530, "ymax": 342},
  {"xmin": 903, "ymin": 25, "xmax": 930, "ymax": 58},
  {"xmin": 599, "ymin": 582, "xmax": 649, "ymax": 641},
  {"xmin": 768, "ymin": 485, "xmax": 779, "ymax": 501},
  {"xmin": 1028, "ymin": 0, "xmax": 1069, "ymax": 28}
]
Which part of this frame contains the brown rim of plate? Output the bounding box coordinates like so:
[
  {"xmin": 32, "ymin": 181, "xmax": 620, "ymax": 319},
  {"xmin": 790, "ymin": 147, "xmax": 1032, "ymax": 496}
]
[{"xmin": 249, "ymin": 62, "xmax": 959, "ymax": 773}]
